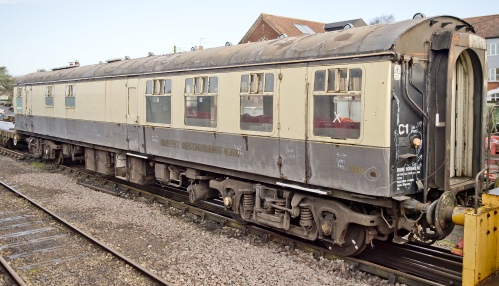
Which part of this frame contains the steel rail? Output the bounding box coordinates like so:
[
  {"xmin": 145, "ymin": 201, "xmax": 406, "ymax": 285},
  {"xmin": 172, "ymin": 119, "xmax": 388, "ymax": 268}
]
[
  {"xmin": 2, "ymin": 162, "xmax": 461, "ymax": 286},
  {"xmin": 0, "ymin": 146, "xmax": 25, "ymax": 160},
  {"xmin": 69, "ymin": 168, "xmax": 457, "ymax": 286},
  {"xmin": 0, "ymin": 254, "xmax": 27, "ymax": 286},
  {"xmin": 0, "ymin": 180, "xmax": 173, "ymax": 286}
]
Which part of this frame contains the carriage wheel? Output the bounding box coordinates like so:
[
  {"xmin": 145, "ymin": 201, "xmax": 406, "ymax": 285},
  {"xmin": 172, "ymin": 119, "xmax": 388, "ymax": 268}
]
[
  {"xmin": 322, "ymin": 204, "xmax": 367, "ymax": 256},
  {"xmin": 55, "ymin": 151, "xmax": 64, "ymax": 165}
]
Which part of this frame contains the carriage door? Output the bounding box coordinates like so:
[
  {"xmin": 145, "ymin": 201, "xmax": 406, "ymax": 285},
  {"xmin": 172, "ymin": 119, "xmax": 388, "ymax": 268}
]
[
  {"xmin": 126, "ymin": 78, "xmax": 142, "ymax": 152},
  {"xmin": 449, "ymin": 51, "xmax": 474, "ymax": 178},
  {"xmin": 24, "ymin": 85, "xmax": 32, "ymax": 116}
]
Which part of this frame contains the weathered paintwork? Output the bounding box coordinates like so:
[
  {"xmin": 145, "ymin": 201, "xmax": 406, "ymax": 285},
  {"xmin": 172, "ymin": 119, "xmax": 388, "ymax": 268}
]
[
  {"xmin": 16, "ymin": 115, "xmax": 392, "ymax": 196},
  {"xmin": 13, "ymin": 15, "xmax": 486, "ymax": 199}
]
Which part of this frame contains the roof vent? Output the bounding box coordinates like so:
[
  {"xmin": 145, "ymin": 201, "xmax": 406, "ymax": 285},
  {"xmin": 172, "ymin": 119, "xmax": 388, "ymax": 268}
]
[
  {"xmin": 148, "ymin": 52, "xmax": 155, "ymax": 57},
  {"xmin": 124, "ymin": 56, "xmax": 131, "ymax": 60},
  {"xmin": 52, "ymin": 63, "xmax": 79, "ymax": 71},
  {"xmin": 37, "ymin": 69, "xmax": 46, "ymax": 72},
  {"xmin": 413, "ymin": 13, "xmax": 426, "ymax": 19},
  {"xmin": 343, "ymin": 23, "xmax": 354, "ymax": 30},
  {"xmin": 106, "ymin": 58, "xmax": 123, "ymax": 63},
  {"xmin": 225, "ymin": 42, "xmax": 232, "ymax": 46},
  {"xmin": 278, "ymin": 34, "xmax": 288, "ymax": 39}
]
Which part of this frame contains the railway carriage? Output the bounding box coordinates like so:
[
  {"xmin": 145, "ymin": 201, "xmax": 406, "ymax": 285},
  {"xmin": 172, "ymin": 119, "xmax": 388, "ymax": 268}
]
[{"xmin": 13, "ymin": 15, "xmax": 487, "ymax": 256}]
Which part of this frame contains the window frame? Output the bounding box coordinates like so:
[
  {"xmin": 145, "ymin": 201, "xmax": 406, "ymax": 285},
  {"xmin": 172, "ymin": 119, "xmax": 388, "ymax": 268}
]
[
  {"xmin": 239, "ymin": 72, "xmax": 275, "ymax": 133},
  {"xmin": 490, "ymin": 68, "xmax": 498, "ymax": 82},
  {"xmin": 488, "ymin": 43, "xmax": 497, "ymax": 56},
  {"xmin": 490, "ymin": 93, "xmax": 499, "ymax": 102},
  {"xmin": 65, "ymin": 84, "xmax": 76, "ymax": 108},
  {"xmin": 16, "ymin": 87, "xmax": 22, "ymax": 97},
  {"xmin": 45, "ymin": 85, "xmax": 55, "ymax": 107},
  {"xmin": 184, "ymin": 75, "xmax": 219, "ymax": 128},
  {"xmin": 15, "ymin": 87, "xmax": 23, "ymax": 114},
  {"xmin": 310, "ymin": 66, "xmax": 364, "ymax": 141},
  {"xmin": 145, "ymin": 78, "xmax": 173, "ymax": 125}
]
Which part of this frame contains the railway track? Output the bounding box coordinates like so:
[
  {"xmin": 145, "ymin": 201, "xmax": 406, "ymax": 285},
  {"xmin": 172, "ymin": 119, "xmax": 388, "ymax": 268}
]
[
  {"xmin": 0, "ymin": 179, "xmax": 171, "ymax": 286},
  {"xmin": 59, "ymin": 164, "xmax": 463, "ymax": 286},
  {"xmin": 0, "ymin": 252, "xmax": 25, "ymax": 286},
  {"xmin": 0, "ymin": 151, "xmax": 464, "ymax": 285},
  {"xmin": 0, "ymin": 146, "xmax": 25, "ymax": 160}
]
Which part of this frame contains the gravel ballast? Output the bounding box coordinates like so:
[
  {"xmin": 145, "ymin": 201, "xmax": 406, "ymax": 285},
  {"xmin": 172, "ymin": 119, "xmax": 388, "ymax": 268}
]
[{"xmin": 0, "ymin": 155, "xmax": 406, "ymax": 285}]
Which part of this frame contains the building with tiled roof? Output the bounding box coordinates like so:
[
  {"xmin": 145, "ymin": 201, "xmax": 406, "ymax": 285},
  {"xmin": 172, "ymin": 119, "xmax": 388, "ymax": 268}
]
[
  {"xmin": 239, "ymin": 14, "xmax": 326, "ymax": 44},
  {"xmin": 465, "ymin": 14, "xmax": 499, "ymax": 93}
]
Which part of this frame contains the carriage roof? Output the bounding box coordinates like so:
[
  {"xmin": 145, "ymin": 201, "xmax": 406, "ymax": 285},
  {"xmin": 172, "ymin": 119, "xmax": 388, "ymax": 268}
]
[{"xmin": 16, "ymin": 16, "xmax": 472, "ymax": 85}]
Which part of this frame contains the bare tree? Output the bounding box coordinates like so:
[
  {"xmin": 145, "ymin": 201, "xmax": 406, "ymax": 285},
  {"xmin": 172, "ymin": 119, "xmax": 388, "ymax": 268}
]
[{"xmin": 369, "ymin": 14, "xmax": 395, "ymax": 25}]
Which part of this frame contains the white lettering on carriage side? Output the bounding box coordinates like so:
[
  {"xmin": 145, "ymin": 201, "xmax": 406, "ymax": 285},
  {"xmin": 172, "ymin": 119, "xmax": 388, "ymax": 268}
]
[
  {"xmin": 398, "ymin": 124, "xmax": 409, "ymax": 135},
  {"xmin": 285, "ymin": 145, "xmax": 296, "ymax": 159},
  {"xmin": 336, "ymin": 152, "xmax": 346, "ymax": 170},
  {"xmin": 393, "ymin": 65, "xmax": 401, "ymax": 81},
  {"xmin": 396, "ymin": 164, "xmax": 422, "ymax": 189}
]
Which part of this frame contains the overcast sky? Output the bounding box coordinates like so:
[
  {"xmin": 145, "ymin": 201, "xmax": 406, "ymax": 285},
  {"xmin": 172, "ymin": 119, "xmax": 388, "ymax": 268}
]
[{"xmin": 0, "ymin": 0, "xmax": 495, "ymax": 76}]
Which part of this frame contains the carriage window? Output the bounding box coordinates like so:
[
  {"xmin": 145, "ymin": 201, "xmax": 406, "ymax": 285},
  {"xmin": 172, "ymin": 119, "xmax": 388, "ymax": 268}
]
[
  {"xmin": 240, "ymin": 72, "xmax": 274, "ymax": 132},
  {"xmin": 240, "ymin": 75, "xmax": 249, "ymax": 93},
  {"xmin": 349, "ymin": 69, "xmax": 362, "ymax": 91},
  {"xmin": 313, "ymin": 68, "xmax": 362, "ymax": 139},
  {"xmin": 184, "ymin": 76, "xmax": 218, "ymax": 127},
  {"xmin": 314, "ymin": 70, "xmax": 326, "ymax": 91},
  {"xmin": 185, "ymin": 78, "xmax": 193, "ymax": 94},
  {"xmin": 146, "ymin": 79, "xmax": 172, "ymax": 124},
  {"xmin": 146, "ymin": 80, "xmax": 153, "ymax": 94},
  {"xmin": 209, "ymin": 77, "xmax": 218, "ymax": 93},
  {"xmin": 65, "ymin": 85, "xmax": 76, "ymax": 107},
  {"xmin": 45, "ymin": 85, "xmax": 54, "ymax": 107},
  {"xmin": 146, "ymin": 79, "xmax": 171, "ymax": 95},
  {"xmin": 338, "ymin": 69, "xmax": 348, "ymax": 91},
  {"xmin": 264, "ymin": 74, "xmax": 274, "ymax": 92},
  {"xmin": 327, "ymin": 70, "xmax": 336, "ymax": 92},
  {"xmin": 15, "ymin": 87, "xmax": 22, "ymax": 113},
  {"xmin": 250, "ymin": 73, "xmax": 264, "ymax": 93},
  {"xmin": 163, "ymin": 79, "xmax": 172, "ymax": 94},
  {"xmin": 154, "ymin": 80, "xmax": 162, "ymax": 95}
]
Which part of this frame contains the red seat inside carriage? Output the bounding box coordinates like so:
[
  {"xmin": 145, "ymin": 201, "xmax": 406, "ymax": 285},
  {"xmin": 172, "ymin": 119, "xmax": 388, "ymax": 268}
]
[{"xmin": 313, "ymin": 117, "xmax": 359, "ymax": 129}]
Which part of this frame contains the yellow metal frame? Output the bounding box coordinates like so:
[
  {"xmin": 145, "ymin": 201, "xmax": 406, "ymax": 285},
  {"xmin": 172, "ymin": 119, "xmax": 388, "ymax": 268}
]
[{"xmin": 462, "ymin": 193, "xmax": 499, "ymax": 285}]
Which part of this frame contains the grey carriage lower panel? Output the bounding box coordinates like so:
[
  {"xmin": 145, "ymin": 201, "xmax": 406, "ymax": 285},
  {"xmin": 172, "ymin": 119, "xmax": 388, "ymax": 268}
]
[
  {"xmin": 143, "ymin": 127, "xmax": 391, "ymax": 197},
  {"xmin": 16, "ymin": 115, "xmax": 391, "ymax": 196},
  {"xmin": 15, "ymin": 115, "xmax": 144, "ymax": 152},
  {"xmin": 306, "ymin": 142, "xmax": 391, "ymax": 197},
  {"xmin": 144, "ymin": 127, "xmax": 285, "ymax": 180}
]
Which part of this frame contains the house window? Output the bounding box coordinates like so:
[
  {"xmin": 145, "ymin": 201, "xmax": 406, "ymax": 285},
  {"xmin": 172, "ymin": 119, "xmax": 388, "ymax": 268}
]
[
  {"xmin": 488, "ymin": 43, "xmax": 497, "ymax": 56},
  {"xmin": 184, "ymin": 76, "xmax": 218, "ymax": 127},
  {"xmin": 45, "ymin": 86, "xmax": 54, "ymax": 107},
  {"xmin": 65, "ymin": 85, "xmax": 76, "ymax": 107},
  {"xmin": 490, "ymin": 68, "xmax": 498, "ymax": 82},
  {"xmin": 293, "ymin": 23, "xmax": 316, "ymax": 34},
  {"xmin": 313, "ymin": 68, "xmax": 362, "ymax": 139},
  {"xmin": 240, "ymin": 73, "xmax": 274, "ymax": 132},
  {"xmin": 490, "ymin": 93, "xmax": 499, "ymax": 102},
  {"xmin": 145, "ymin": 79, "xmax": 172, "ymax": 124}
]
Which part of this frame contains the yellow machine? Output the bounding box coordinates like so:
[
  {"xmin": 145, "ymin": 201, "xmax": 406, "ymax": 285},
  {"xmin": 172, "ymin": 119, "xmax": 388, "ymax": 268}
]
[{"xmin": 455, "ymin": 190, "xmax": 499, "ymax": 285}]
